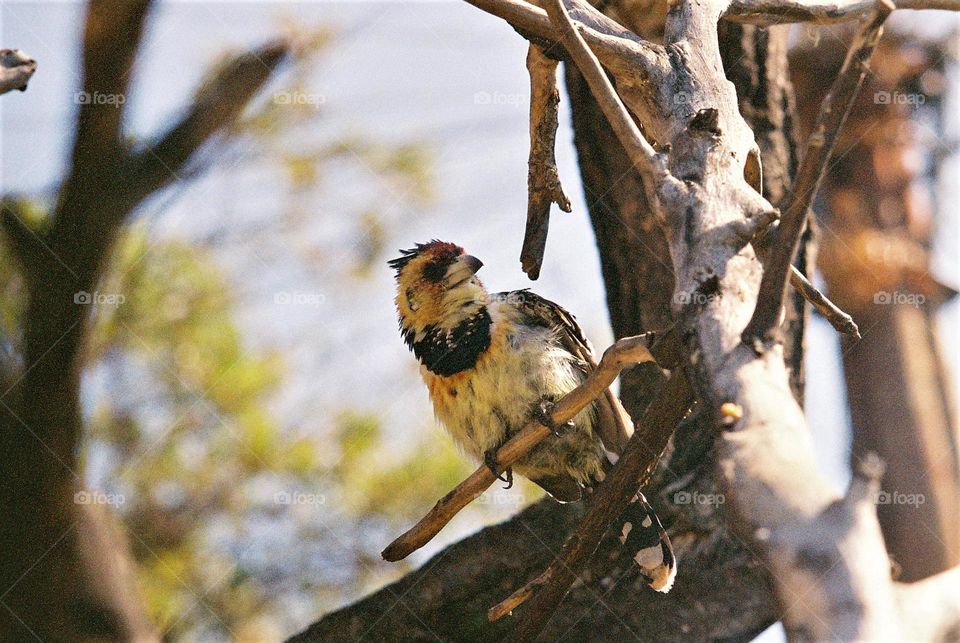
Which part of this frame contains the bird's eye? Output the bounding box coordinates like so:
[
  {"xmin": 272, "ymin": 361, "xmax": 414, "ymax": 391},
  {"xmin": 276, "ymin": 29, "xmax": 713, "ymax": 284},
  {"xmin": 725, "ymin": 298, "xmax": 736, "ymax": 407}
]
[{"xmin": 406, "ymin": 288, "xmax": 419, "ymax": 311}]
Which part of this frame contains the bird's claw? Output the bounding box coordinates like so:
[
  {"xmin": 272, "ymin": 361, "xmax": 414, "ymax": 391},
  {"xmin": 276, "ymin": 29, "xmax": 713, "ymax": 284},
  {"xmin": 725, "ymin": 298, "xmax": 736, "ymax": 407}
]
[
  {"xmin": 484, "ymin": 449, "xmax": 513, "ymax": 489},
  {"xmin": 535, "ymin": 399, "xmax": 575, "ymax": 437}
]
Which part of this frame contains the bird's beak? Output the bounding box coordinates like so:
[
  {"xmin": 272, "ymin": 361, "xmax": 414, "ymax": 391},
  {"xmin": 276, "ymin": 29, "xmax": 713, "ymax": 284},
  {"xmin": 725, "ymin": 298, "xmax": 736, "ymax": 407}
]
[{"xmin": 444, "ymin": 254, "xmax": 483, "ymax": 287}]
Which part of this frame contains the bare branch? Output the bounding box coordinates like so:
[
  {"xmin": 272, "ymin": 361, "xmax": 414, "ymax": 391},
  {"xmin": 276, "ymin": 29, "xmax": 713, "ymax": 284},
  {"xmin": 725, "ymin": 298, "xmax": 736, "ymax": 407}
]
[
  {"xmin": 126, "ymin": 41, "xmax": 289, "ymax": 203},
  {"xmin": 725, "ymin": 0, "xmax": 960, "ymax": 25},
  {"xmin": 0, "ymin": 49, "xmax": 36, "ymax": 94},
  {"xmin": 381, "ymin": 333, "xmax": 658, "ymax": 562},
  {"xmin": 521, "ymin": 44, "xmax": 571, "ymax": 280},
  {"xmin": 542, "ymin": 0, "xmax": 675, "ymax": 214},
  {"xmin": 789, "ymin": 266, "xmax": 860, "ymax": 338},
  {"xmin": 742, "ymin": 0, "xmax": 892, "ymax": 348},
  {"xmin": 504, "ymin": 369, "xmax": 693, "ymax": 641}
]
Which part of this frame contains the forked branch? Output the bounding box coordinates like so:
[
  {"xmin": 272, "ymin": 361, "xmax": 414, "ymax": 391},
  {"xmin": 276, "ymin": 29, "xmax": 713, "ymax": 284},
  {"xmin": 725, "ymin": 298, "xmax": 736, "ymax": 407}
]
[{"xmin": 742, "ymin": 0, "xmax": 892, "ymax": 348}]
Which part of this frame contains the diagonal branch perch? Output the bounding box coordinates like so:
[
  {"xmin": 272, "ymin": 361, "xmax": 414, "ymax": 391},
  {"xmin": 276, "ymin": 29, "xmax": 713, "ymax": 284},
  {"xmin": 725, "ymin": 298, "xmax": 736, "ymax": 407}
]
[
  {"xmin": 742, "ymin": 0, "xmax": 892, "ymax": 348},
  {"xmin": 381, "ymin": 333, "xmax": 660, "ymax": 562},
  {"xmin": 502, "ymin": 368, "xmax": 694, "ymax": 640}
]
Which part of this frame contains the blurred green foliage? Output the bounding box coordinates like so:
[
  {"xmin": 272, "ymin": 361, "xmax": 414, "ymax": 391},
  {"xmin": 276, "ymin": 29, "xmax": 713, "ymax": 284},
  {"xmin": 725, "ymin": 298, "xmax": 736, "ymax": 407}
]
[{"xmin": 0, "ymin": 21, "xmax": 532, "ymax": 642}]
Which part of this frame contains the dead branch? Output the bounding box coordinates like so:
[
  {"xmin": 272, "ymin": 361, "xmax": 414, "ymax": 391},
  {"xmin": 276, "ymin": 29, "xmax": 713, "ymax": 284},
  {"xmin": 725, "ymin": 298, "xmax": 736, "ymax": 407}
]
[
  {"xmin": 542, "ymin": 0, "xmax": 674, "ymax": 213},
  {"xmin": 381, "ymin": 332, "xmax": 658, "ymax": 562},
  {"xmin": 500, "ymin": 369, "xmax": 693, "ymax": 640},
  {"xmin": 789, "ymin": 266, "xmax": 860, "ymax": 338},
  {"xmin": 0, "ymin": 49, "xmax": 36, "ymax": 94},
  {"xmin": 725, "ymin": 0, "xmax": 960, "ymax": 25},
  {"xmin": 521, "ymin": 44, "xmax": 571, "ymax": 280},
  {"xmin": 742, "ymin": 0, "xmax": 892, "ymax": 348}
]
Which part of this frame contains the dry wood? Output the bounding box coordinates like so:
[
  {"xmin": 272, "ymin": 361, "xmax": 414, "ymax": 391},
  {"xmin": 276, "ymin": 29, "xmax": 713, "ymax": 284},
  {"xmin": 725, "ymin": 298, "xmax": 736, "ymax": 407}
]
[
  {"xmin": 0, "ymin": 48, "xmax": 36, "ymax": 94},
  {"xmin": 521, "ymin": 44, "xmax": 571, "ymax": 280},
  {"xmin": 726, "ymin": 0, "xmax": 960, "ymax": 24},
  {"xmin": 742, "ymin": 0, "xmax": 892, "ymax": 348},
  {"xmin": 381, "ymin": 333, "xmax": 658, "ymax": 562},
  {"xmin": 500, "ymin": 369, "xmax": 693, "ymax": 639}
]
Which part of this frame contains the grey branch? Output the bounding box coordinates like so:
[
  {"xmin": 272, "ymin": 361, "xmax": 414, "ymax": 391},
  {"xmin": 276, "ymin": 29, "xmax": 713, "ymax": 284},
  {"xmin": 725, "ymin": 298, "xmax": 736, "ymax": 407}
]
[
  {"xmin": 0, "ymin": 49, "xmax": 36, "ymax": 94},
  {"xmin": 725, "ymin": 0, "xmax": 960, "ymax": 25},
  {"xmin": 742, "ymin": 0, "xmax": 891, "ymax": 348}
]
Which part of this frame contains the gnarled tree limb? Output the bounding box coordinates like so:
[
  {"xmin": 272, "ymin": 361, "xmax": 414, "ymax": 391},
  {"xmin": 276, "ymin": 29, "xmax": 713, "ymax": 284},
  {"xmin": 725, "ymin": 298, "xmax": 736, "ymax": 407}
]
[{"xmin": 725, "ymin": 0, "xmax": 960, "ymax": 25}]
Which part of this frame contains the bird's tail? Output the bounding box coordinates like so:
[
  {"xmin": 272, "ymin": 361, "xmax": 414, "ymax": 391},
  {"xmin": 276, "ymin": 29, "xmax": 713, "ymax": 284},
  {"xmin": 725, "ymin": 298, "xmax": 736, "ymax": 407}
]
[{"xmin": 615, "ymin": 491, "xmax": 676, "ymax": 592}]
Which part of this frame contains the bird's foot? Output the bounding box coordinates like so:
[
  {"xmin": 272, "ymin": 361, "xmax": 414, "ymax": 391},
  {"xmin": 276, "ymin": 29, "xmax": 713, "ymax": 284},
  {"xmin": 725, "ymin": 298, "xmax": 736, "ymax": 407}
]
[
  {"xmin": 535, "ymin": 398, "xmax": 575, "ymax": 437},
  {"xmin": 484, "ymin": 449, "xmax": 513, "ymax": 489}
]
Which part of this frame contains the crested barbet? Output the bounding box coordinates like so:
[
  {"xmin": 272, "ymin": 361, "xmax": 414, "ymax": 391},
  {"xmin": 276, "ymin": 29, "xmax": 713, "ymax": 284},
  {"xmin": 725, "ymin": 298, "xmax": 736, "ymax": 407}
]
[{"xmin": 390, "ymin": 240, "xmax": 676, "ymax": 592}]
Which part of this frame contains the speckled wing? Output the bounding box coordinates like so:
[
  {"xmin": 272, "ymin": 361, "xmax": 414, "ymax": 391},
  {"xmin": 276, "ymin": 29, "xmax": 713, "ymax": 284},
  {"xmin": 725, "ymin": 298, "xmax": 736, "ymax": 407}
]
[{"xmin": 501, "ymin": 289, "xmax": 634, "ymax": 456}]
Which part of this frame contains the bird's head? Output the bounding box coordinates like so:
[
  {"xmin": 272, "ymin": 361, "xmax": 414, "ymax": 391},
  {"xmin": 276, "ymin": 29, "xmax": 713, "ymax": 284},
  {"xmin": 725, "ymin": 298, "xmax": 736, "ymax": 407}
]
[{"xmin": 389, "ymin": 240, "xmax": 487, "ymax": 334}]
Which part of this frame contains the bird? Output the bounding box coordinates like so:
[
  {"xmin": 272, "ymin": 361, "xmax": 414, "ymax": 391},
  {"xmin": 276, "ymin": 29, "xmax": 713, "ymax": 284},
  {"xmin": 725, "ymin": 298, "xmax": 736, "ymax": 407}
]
[{"xmin": 390, "ymin": 239, "xmax": 676, "ymax": 592}]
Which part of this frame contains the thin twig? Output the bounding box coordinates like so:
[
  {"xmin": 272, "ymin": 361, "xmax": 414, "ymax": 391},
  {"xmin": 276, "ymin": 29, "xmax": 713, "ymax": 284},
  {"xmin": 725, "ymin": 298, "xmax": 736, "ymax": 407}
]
[
  {"xmin": 381, "ymin": 333, "xmax": 658, "ymax": 562},
  {"xmin": 505, "ymin": 368, "xmax": 694, "ymax": 641},
  {"xmin": 741, "ymin": 0, "xmax": 892, "ymax": 349},
  {"xmin": 488, "ymin": 567, "xmax": 553, "ymax": 621},
  {"xmin": 789, "ymin": 266, "xmax": 860, "ymax": 338},
  {"xmin": 521, "ymin": 44, "xmax": 571, "ymax": 280}
]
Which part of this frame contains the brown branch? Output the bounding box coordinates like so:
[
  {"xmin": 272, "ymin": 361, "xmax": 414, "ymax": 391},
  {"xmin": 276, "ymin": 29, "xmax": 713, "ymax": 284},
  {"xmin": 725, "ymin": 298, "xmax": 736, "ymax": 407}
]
[
  {"xmin": 521, "ymin": 44, "xmax": 571, "ymax": 280},
  {"xmin": 381, "ymin": 333, "xmax": 659, "ymax": 562},
  {"xmin": 126, "ymin": 41, "xmax": 289, "ymax": 204},
  {"xmin": 0, "ymin": 49, "xmax": 36, "ymax": 94},
  {"xmin": 741, "ymin": 0, "xmax": 892, "ymax": 349},
  {"xmin": 504, "ymin": 368, "xmax": 694, "ymax": 641},
  {"xmin": 725, "ymin": 0, "xmax": 960, "ymax": 25},
  {"xmin": 789, "ymin": 265, "xmax": 860, "ymax": 338},
  {"xmin": 488, "ymin": 567, "xmax": 553, "ymax": 621}
]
